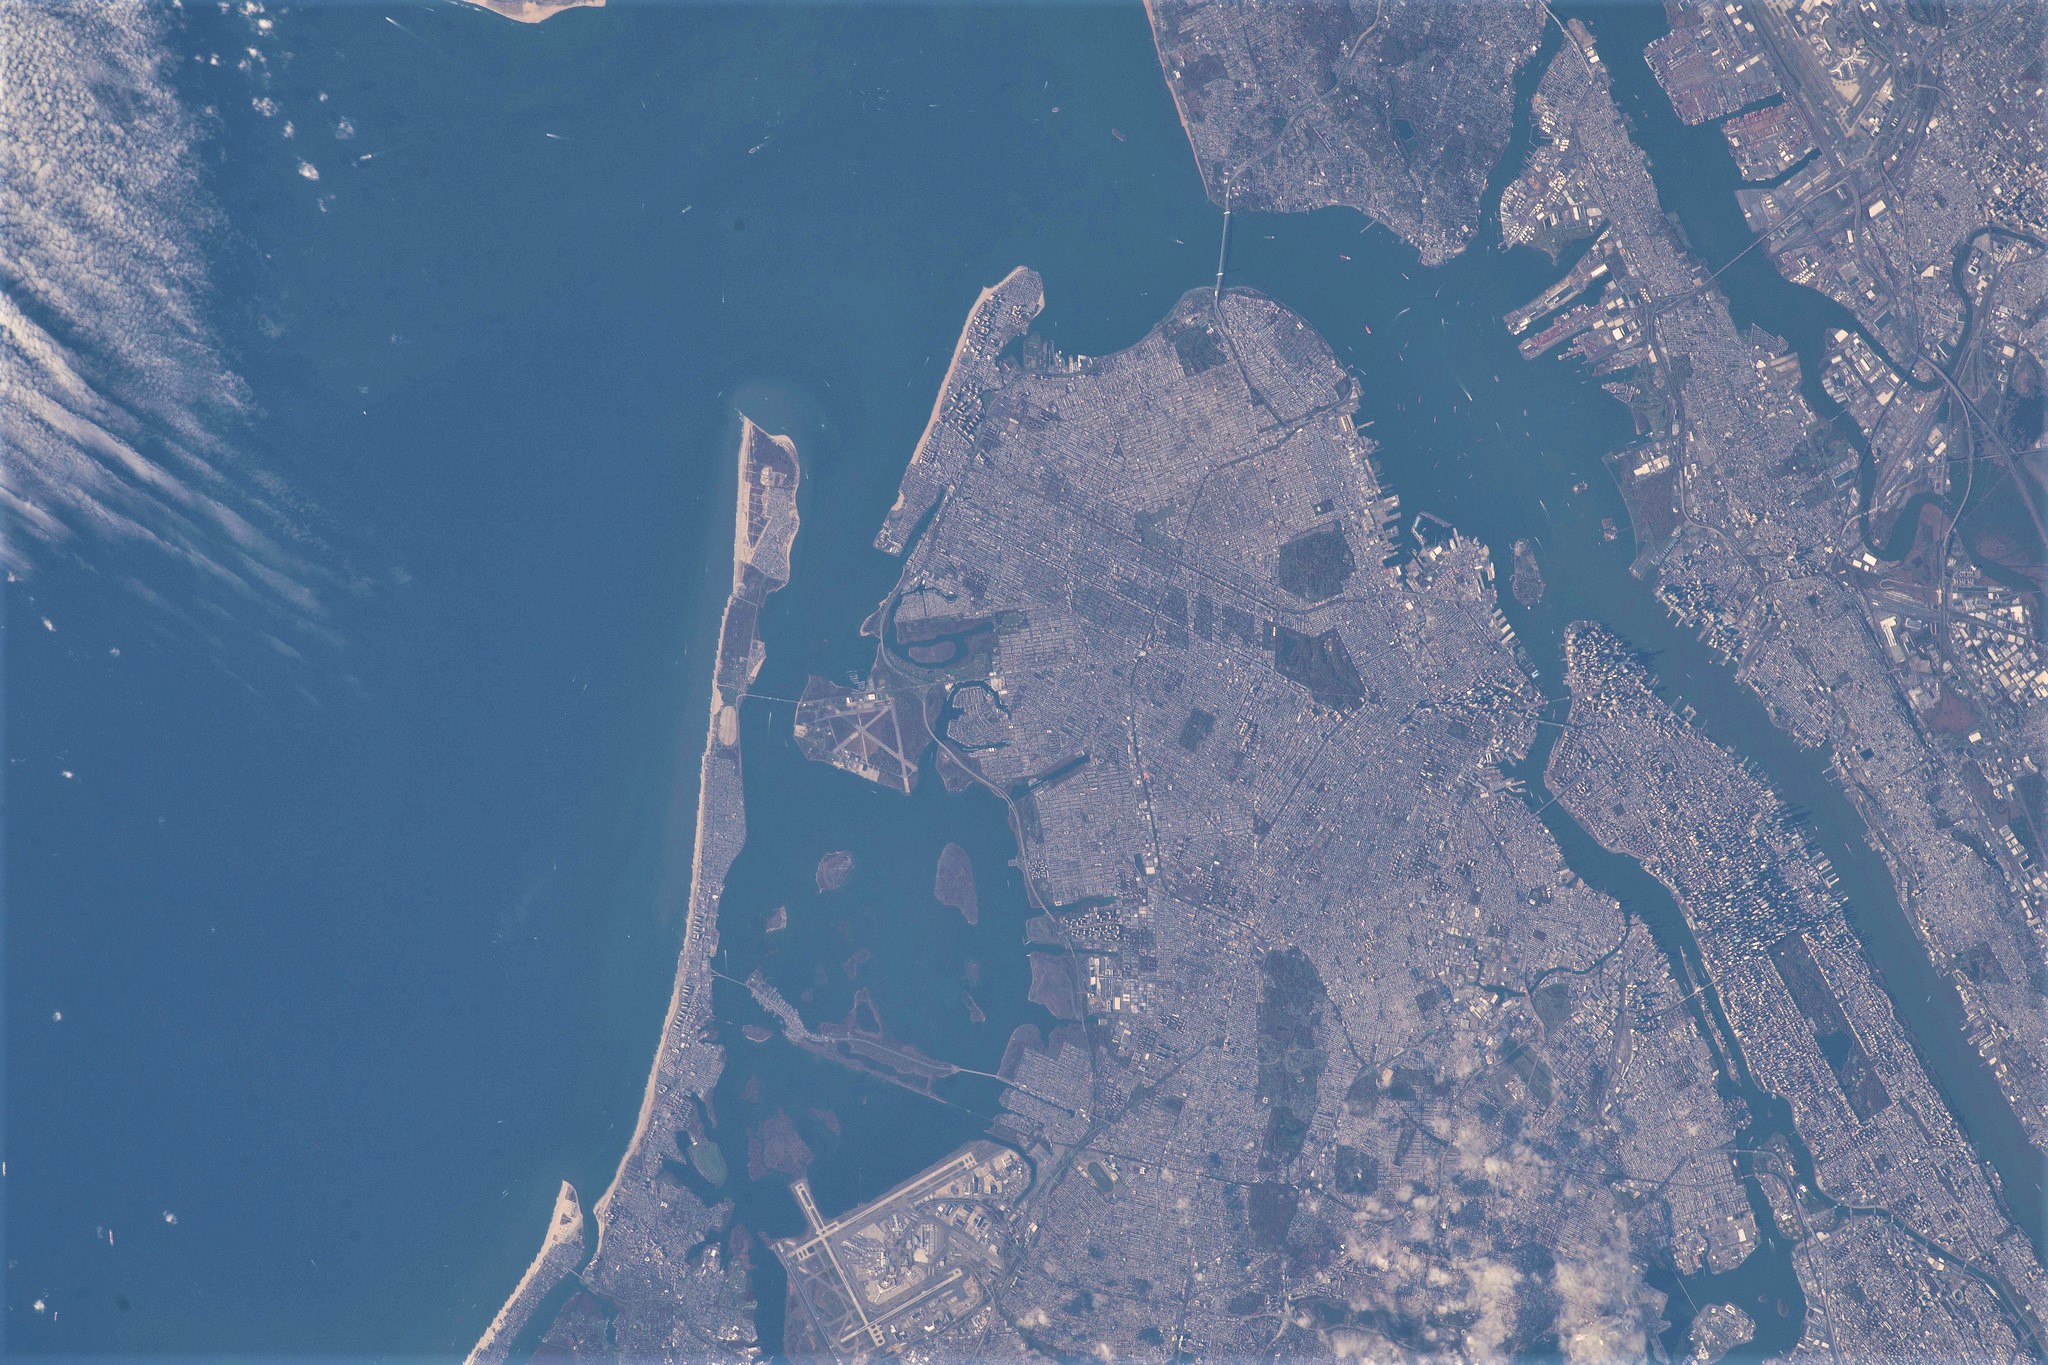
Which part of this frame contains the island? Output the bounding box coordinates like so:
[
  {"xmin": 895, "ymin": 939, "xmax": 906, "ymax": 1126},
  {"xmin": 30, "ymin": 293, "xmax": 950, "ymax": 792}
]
[
  {"xmin": 1485, "ymin": 23, "xmax": 2048, "ymax": 1355},
  {"xmin": 934, "ymin": 842, "xmax": 978, "ymax": 924},
  {"xmin": 1551, "ymin": 621, "xmax": 2047, "ymax": 1356}
]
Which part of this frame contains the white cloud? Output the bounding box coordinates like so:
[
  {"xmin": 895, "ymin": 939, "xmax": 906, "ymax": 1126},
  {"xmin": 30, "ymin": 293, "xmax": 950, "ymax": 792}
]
[
  {"xmin": 1553, "ymin": 1232, "xmax": 1652, "ymax": 1364},
  {"xmin": 1, "ymin": 0, "xmax": 344, "ymax": 653}
]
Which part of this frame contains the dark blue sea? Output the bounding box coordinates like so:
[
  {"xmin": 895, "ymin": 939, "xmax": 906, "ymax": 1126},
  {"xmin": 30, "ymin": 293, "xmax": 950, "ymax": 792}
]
[
  {"xmin": 7, "ymin": 1, "xmax": 2036, "ymax": 1357},
  {"xmin": 7, "ymin": 2, "xmax": 1223, "ymax": 1354}
]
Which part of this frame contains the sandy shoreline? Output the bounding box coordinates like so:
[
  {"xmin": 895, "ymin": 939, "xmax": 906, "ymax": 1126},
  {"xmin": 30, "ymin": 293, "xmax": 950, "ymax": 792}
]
[
  {"xmin": 1138, "ymin": 0, "xmax": 1221, "ymax": 204},
  {"xmin": 467, "ymin": 418, "xmax": 799, "ymax": 1359},
  {"xmin": 588, "ymin": 415, "xmax": 799, "ymax": 1260},
  {"xmin": 463, "ymin": 1181, "xmax": 585, "ymax": 1365},
  {"xmin": 455, "ymin": 0, "xmax": 602, "ymax": 24},
  {"xmin": 876, "ymin": 267, "xmax": 1044, "ymax": 556},
  {"xmin": 470, "ymin": 270, "xmax": 1038, "ymax": 1348}
]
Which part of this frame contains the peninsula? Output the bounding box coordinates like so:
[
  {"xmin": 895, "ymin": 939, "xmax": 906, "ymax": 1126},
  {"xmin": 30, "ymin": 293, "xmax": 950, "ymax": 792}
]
[
  {"xmin": 771, "ymin": 268, "xmax": 1750, "ymax": 1358},
  {"xmin": 455, "ymin": 0, "xmax": 601, "ymax": 24},
  {"xmin": 463, "ymin": 1181, "xmax": 584, "ymax": 1365},
  {"xmin": 466, "ymin": 417, "xmax": 800, "ymax": 1359}
]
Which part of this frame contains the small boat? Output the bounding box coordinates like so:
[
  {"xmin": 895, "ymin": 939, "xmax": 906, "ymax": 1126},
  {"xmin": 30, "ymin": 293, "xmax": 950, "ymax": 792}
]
[
  {"xmin": 1112, "ymin": 128, "xmax": 1126, "ymax": 142},
  {"xmin": 1362, "ymin": 323, "xmax": 1372, "ymax": 335}
]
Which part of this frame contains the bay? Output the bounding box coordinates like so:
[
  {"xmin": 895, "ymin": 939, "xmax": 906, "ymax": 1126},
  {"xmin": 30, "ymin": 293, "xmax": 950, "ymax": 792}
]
[{"xmin": 9, "ymin": 2, "xmax": 2033, "ymax": 1358}]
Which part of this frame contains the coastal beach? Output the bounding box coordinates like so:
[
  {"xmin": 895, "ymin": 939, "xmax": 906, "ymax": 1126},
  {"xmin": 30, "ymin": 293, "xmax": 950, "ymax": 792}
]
[{"xmin": 463, "ymin": 1181, "xmax": 584, "ymax": 1365}]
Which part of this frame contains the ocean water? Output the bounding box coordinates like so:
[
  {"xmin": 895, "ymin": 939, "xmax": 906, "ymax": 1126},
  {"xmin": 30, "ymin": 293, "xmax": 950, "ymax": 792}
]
[
  {"xmin": 7, "ymin": 0, "xmax": 2036, "ymax": 1358},
  {"xmin": 8, "ymin": 1, "xmax": 1217, "ymax": 1354}
]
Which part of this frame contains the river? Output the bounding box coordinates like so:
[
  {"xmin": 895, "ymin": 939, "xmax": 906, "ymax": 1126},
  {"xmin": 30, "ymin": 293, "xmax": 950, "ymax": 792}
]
[
  {"xmin": 1223, "ymin": 0, "xmax": 2046, "ymax": 1338},
  {"xmin": 11, "ymin": 1, "xmax": 2037, "ymax": 1356},
  {"xmin": 658, "ymin": 1, "xmax": 2047, "ymax": 1351}
]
